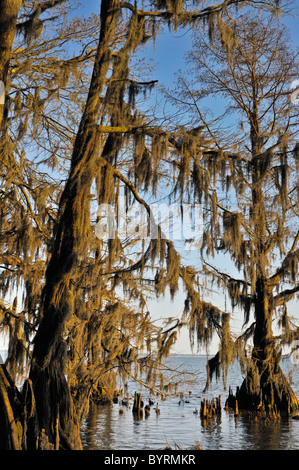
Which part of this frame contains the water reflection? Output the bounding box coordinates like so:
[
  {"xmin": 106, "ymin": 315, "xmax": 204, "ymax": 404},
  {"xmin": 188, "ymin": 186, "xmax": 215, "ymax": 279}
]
[
  {"xmin": 239, "ymin": 415, "xmax": 297, "ymax": 450},
  {"xmin": 80, "ymin": 356, "xmax": 299, "ymax": 451},
  {"xmin": 81, "ymin": 403, "xmax": 116, "ymax": 450}
]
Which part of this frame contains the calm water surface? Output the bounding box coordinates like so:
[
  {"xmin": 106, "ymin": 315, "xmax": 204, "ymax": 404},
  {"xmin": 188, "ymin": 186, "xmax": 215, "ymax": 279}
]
[{"xmin": 80, "ymin": 355, "xmax": 299, "ymax": 451}]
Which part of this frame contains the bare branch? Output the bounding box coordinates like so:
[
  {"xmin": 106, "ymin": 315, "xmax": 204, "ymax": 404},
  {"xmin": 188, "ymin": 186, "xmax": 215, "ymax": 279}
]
[{"xmin": 274, "ymin": 284, "xmax": 299, "ymax": 307}]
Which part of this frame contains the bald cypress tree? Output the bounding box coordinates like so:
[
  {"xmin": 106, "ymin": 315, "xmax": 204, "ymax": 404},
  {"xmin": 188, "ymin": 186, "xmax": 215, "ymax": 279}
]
[
  {"xmin": 173, "ymin": 12, "xmax": 299, "ymax": 411},
  {"xmin": 30, "ymin": 0, "xmax": 287, "ymax": 448},
  {"xmin": 0, "ymin": 0, "xmax": 291, "ymax": 450}
]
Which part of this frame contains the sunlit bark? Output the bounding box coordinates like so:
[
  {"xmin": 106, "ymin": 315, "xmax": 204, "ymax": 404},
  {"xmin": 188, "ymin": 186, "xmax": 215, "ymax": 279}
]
[{"xmin": 0, "ymin": 0, "xmax": 22, "ymax": 128}]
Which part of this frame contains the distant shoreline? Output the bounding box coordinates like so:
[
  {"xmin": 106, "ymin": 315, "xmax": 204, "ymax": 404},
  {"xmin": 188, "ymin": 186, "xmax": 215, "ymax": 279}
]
[{"xmin": 169, "ymin": 353, "xmax": 207, "ymax": 357}]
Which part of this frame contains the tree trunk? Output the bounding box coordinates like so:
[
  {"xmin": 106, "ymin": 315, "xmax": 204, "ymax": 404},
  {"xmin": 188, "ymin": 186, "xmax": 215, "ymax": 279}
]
[
  {"xmin": 0, "ymin": 363, "xmax": 57, "ymax": 450},
  {"xmin": 232, "ymin": 281, "xmax": 299, "ymax": 412},
  {"xmin": 0, "ymin": 365, "xmax": 23, "ymax": 450},
  {"xmin": 28, "ymin": 0, "xmax": 121, "ymax": 449},
  {"xmin": 236, "ymin": 362, "xmax": 299, "ymax": 412},
  {"xmin": 230, "ymin": 75, "xmax": 298, "ymax": 413}
]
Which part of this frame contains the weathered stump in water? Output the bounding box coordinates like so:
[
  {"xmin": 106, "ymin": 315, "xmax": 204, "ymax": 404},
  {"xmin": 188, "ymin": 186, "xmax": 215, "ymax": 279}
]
[
  {"xmin": 200, "ymin": 396, "xmax": 222, "ymax": 419},
  {"xmin": 225, "ymin": 386, "xmax": 238, "ymax": 410},
  {"xmin": 235, "ymin": 400, "xmax": 239, "ymax": 416},
  {"xmin": 132, "ymin": 391, "xmax": 143, "ymax": 417},
  {"xmin": 122, "ymin": 393, "xmax": 130, "ymax": 407}
]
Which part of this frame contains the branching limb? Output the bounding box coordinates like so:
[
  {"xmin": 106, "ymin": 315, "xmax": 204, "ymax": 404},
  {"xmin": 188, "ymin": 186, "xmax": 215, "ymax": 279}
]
[
  {"xmin": 203, "ymin": 258, "xmax": 251, "ymax": 287},
  {"xmin": 269, "ymin": 230, "xmax": 299, "ymax": 285},
  {"xmin": 98, "ymin": 157, "xmax": 164, "ymax": 276},
  {"xmin": 274, "ymin": 284, "xmax": 299, "ymax": 307}
]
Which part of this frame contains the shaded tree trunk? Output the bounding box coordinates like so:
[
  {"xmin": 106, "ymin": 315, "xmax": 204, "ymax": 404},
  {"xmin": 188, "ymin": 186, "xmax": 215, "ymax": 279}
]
[
  {"xmin": 0, "ymin": 364, "xmax": 23, "ymax": 450},
  {"xmin": 28, "ymin": 0, "xmax": 120, "ymax": 449}
]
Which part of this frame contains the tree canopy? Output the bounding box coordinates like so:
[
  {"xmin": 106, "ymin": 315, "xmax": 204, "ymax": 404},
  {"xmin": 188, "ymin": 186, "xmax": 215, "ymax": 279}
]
[
  {"xmin": 0, "ymin": 0, "xmax": 298, "ymax": 450},
  {"xmin": 170, "ymin": 10, "xmax": 299, "ymax": 404}
]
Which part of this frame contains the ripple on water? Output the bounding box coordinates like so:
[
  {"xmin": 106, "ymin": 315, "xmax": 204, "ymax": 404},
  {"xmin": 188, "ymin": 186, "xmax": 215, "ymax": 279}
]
[{"xmin": 80, "ymin": 356, "xmax": 299, "ymax": 450}]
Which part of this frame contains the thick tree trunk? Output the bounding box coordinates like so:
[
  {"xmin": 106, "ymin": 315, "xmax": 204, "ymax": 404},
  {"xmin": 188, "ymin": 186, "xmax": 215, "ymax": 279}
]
[
  {"xmin": 230, "ymin": 281, "xmax": 299, "ymax": 412},
  {"xmin": 252, "ymin": 278, "xmax": 274, "ymax": 367},
  {"xmin": 0, "ymin": 363, "xmax": 56, "ymax": 450},
  {"xmin": 0, "ymin": 365, "xmax": 23, "ymax": 450},
  {"xmin": 236, "ymin": 362, "xmax": 299, "ymax": 412}
]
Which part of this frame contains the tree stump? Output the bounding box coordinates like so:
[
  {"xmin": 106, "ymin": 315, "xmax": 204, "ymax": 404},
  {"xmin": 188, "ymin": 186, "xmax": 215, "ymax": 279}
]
[{"xmin": 132, "ymin": 391, "xmax": 143, "ymax": 417}]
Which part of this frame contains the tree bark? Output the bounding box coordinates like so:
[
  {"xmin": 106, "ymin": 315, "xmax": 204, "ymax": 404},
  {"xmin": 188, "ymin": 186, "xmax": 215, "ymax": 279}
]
[
  {"xmin": 227, "ymin": 280, "xmax": 299, "ymax": 412},
  {"xmin": 236, "ymin": 280, "xmax": 299, "ymax": 411},
  {"xmin": 29, "ymin": 0, "xmax": 121, "ymax": 449},
  {"xmin": 0, "ymin": 0, "xmax": 22, "ymax": 129},
  {"xmin": 0, "ymin": 365, "xmax": 23, "ymax": 450}
]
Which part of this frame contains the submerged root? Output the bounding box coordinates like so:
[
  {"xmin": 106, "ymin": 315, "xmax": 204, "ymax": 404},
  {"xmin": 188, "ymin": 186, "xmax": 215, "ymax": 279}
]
[
  {"xmin": 225, "ymin": 365, "xmax": 299, "ymax": 415},
  {"xmin": 0, "ymin": 363, "xmax": 82, "ymax": 450}
]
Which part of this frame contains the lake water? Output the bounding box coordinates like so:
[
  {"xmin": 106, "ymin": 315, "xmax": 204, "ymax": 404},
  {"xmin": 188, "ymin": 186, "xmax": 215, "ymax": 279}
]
[
  {"xmin": 80, "ymin": 355, "xmax": 299, "ymax": 451},
  {"xmin": 2, "ymin": 350, "xmax": 298, "ymax": 450}
]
